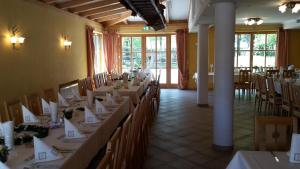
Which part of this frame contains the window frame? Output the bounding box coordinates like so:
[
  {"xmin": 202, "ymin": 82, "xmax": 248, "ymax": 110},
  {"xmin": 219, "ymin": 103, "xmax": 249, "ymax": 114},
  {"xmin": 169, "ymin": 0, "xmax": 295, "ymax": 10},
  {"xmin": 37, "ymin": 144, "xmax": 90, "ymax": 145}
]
[{"xmin": 234, "ymin": 32, "xmax": 278, "ymax": 69}]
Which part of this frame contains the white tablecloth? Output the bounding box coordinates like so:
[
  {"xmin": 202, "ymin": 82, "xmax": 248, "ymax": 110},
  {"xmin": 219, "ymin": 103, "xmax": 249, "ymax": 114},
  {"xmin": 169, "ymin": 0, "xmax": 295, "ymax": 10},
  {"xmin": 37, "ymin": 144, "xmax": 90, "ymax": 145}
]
[
  {"xmin": 6, "ymin": 97, "xmax": 132, "ymax": 169},
  {"xmin": 227, "ymin": 151, "xmax": 300, "ymax": 169},
  {"xmin": 94, "ymin": 77, "xmax": 151, "ymax": 105}
]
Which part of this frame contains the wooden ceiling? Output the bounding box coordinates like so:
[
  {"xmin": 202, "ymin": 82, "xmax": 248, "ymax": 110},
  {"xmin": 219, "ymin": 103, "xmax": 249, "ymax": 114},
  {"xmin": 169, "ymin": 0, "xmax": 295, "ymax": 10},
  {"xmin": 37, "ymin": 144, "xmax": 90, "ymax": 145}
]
[{"xmin": 40, "ymin": 0, "xmax": 132, "ymax": 27}]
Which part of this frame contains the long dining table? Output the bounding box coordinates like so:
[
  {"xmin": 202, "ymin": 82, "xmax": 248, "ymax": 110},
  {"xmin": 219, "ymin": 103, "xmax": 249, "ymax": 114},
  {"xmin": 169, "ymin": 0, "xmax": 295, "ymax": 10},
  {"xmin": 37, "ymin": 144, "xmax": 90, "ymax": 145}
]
[
  {"xmin": 5, "ymin": 96, "xmax": 132, "ymax": 169},
  {"xmin": 93, "ymin": 76, "xmax": 151, "ymax": 105},
  {"xmin": 227, "ymin": 151, "xmax": 300, "ymax": 169}
]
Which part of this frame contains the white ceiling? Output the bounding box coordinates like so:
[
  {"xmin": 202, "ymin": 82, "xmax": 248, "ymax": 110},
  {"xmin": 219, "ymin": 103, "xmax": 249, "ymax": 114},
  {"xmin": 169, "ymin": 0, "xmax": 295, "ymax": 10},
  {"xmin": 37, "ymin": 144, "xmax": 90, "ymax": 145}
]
[{"xmin": 199, "ymin": 0, "xmax": 300, "ymax": 29}]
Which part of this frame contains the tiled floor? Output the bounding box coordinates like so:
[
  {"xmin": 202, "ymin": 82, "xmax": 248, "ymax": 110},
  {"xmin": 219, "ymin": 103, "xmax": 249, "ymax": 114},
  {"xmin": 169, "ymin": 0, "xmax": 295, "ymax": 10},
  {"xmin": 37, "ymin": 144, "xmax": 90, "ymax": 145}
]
[{"xmin": 144, "ymin": 89, "xmax": 254, "ymax": 169}]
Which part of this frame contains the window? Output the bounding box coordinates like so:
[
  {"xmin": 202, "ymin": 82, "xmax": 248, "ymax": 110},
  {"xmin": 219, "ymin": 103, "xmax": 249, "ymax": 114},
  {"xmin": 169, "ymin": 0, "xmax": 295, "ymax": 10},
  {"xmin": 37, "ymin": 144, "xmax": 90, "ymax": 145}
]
[
  {"xmin": 121, "ymin": 35, "xmax": 177, "ymax": 87},
  {"xmin": 121, "ymin": 36, "xmax": 142, "ymax": 72},
  {"xmin": 93, "ymin": 33, "xmax": 104, "ymax": 74},
  {"xmin": 171, "ymin": 35, "xmax": 178, "ymax": 84},
  {"xmin": 234, "ymin": 33, "xmax": 277, "ymax": 68}
]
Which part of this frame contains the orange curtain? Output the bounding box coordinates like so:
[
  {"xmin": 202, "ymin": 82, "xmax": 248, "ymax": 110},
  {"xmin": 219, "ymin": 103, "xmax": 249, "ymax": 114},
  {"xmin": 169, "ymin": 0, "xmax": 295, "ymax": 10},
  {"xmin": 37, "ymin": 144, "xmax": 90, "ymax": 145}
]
[
  {"xmin": 277, "ymin": 28, "xmax": 289, "ymax": 68},
  {"xmin": 103, "ymin": 30, "xmax": 120, "ymax": 74},
  {"xmin": 86, "ymin": 26, "xmax": 95, "ymax": 77},
  {"xmin": 176, "ymin": 29, "xmax": 189, "ymax": 89}
]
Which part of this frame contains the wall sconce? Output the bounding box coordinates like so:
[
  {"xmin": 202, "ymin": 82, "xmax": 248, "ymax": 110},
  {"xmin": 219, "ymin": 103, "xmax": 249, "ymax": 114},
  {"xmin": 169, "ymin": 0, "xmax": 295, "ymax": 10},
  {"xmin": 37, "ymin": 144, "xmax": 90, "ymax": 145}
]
[
  {"xmin": 9, "ymin": 26, "xmax": 25, "ymax": 49},
  {"xmin": 63, "ymin": 38, "xmax": 72, "ymax": 50}
]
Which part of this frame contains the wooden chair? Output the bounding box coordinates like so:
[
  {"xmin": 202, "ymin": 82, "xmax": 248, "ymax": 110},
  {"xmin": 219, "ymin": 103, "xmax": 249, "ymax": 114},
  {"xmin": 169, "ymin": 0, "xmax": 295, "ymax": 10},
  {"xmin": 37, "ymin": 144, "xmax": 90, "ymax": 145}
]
[
  {"xmin": 291, "ymin": 85, "xmax": 300, "ymax": 118},
  {"xmin": 4, "ymin": 100, "xmax": 23, "ymax": 125},
  {"xmin": 235, "ymin": 70, "xmax": 252, "ymax": 99},
  {"xmin": 266, "ymin": 78, "xmax": 282, "ymax": 115},
  {"xmin": 58, "ymin": 80, "xmax": 79, "ymax": 91},
  {"xmin": 43, "ymin": 88, "xmax": 57, "ymax": 102},
  {"xmin": 0, "ymin": 101, "xmax": 10, "ymax": 122},
  {"xmin": 98, "ymin": 73, "xmax": 105, "ymax": 86},
  {"xmin": 126, "ymin": 104, "xmax": 141, "ymax": 169},
  {"xmin": 116, "ymin": 114, "xmax": 132, "ymax": 169},
  {"xmin": 106, "ymin": 127, "xmax": 121, "ymax": 169},
  {"xmin": 94, "ymin": 74, "xmax": 101, "ymax": 88},
  {"xmin": 23, "ymin": 93, "xmax": 42, "ymax": 116},
  {"xmin": 283, "ymin": 70, "xmax": 294, "ymax": 78},
  {"xmin": 266, "ymin": 70, "xmax": 279, "ymax": 78},
  {"xmin": 78, "ymin": 79, "xmax": 87, "ymax": 96},
  {"xmin": 97, "ymin": 151, "xmax": 112, "ymax": 169},
  {"xmin": 257, "ymin": 76, "xmax": 268, "ymax": 114},
  {"xmin": 255, "ymin": 116, "xmax": 297, "ymax": 151},
  {"xmin": 85, "ymin": 77, "xmax": 94, "ymax": 91},
  {"xmin": 281, "ymin": 81, "xmax": 293, "ymax": 116}
]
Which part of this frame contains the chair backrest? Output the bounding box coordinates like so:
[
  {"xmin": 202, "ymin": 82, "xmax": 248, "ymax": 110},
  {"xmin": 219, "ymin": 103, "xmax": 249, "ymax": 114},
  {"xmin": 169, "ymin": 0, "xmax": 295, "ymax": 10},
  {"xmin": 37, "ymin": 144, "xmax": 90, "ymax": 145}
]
[
  {"xmin": 97, "ymin": 151, "xmax": 112, "ymax": 169},
  {"xmin": 283, "ymin": 70, "xmax": 294, "ymax": 78},
  {"xmin": 266, "ymin": 78, "xmax": 276, "ymax": 98},
  {"xmin": 258, "ymin": 76, "xmax": 267, "ymax": 94},
  {"xmin": 255, "ymin": 116, "xmax": 297, "ymax": 151},
  {"xmin": 266, "ymin": 70, "xmax": 279, "ymax": 78},
  {"xmin": 23, "ymin": 93, "xmax": 42, "ymax": 116},
  {"xmin": 116, "ymin": 114, "xmax": 132, "ymax": 169},
  {"xmin": 58, "ymin": 80, "xmax": 79, "ymax": 91},
  {"xmin": 94, "ymin": 74, "xmax": 101, "ymax": 88},
  {"xmin": 43, "ymin": 88, "xmax": 57, "ymax": 102},
  {"xmin": 78, "ymin": 79, "xmax": 87, "ymax": 96},
  {"xmin": 85, "ymin": 77, "xmax": 93, "ymax": 91},
  {"xmin": 291, "ymin": 85, "xmax": 300, "ymax": 109},
  {"xmin": 281, "ymin": 81, "xmax": 292, "ymax": 105},
  {"xmin": 106, "ymin": 127, "xmax": 121, "ymax": 169},
  {"xmin": 239, "ymin": 70, "xmax": 251, "ymax": 84},
  {"xmin": 0, "ymin": 101, "xmax": 10, "ymax": 122},
  {"xmin": 4, "ymin": 100, "xmax": 23, "ymax": 125}
]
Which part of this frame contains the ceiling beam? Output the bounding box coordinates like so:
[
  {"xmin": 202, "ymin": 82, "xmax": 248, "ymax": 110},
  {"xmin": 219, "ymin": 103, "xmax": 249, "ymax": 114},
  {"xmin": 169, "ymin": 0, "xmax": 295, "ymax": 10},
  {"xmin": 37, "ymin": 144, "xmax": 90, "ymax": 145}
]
[
  {"xmin": 96, "ymin": 11, "xmax": 131, "ymax": 22},
  {"xmin": 69, "ymin": 0, "xmax": 120, "ymax": 13},
  {"xmin": 102, "ymin": 12, "xmax": 132, "ymax": 27},
  {"xmin": 56, "ymin": 0, "xmax": 97, "ymax": 10},
  {"xmin": 79, "ymin": 3, "xmax": 124, "ymax": 17},
  {"xmin": 88, "ymin": 8, "xmax": 129, "ymax": 20},
  {"xmin": 42, "ymin": 0, "xmax": 57, "ymax": 4}
]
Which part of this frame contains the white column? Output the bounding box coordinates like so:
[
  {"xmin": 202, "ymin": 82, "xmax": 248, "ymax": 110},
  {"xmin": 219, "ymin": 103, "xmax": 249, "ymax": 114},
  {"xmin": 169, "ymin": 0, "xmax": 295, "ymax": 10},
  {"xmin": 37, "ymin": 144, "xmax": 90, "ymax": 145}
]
[
  {"xmin": 197, "ymin": 24, "xmax": 209, "ymax": 106},
  {"xmin": 213, "ymin": 1, "xmax": 235, "ymax": 150}
]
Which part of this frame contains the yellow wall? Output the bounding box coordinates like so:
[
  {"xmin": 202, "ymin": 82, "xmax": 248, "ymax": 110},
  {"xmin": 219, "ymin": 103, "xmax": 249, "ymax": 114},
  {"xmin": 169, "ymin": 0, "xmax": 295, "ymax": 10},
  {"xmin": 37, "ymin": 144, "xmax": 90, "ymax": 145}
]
[
  {"xmin": 187, "ymin": 33, "xmax": 197, "ymax": 89},
  {"xmin": 288, "ymin": 30, "xmax": 300, "ymax": 68},
  {"xmin": 0, "ymin": 0, "xmax": 102, "ymax": 101}
]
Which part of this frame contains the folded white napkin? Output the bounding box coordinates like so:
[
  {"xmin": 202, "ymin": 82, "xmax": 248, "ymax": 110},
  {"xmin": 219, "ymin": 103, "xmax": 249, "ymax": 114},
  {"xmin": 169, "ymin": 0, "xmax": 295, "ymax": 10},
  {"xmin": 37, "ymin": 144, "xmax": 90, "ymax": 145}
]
[
  {"xmin": 2, "ymin": 121, "xmax": 14, "ymax": 149},
  {"xmin": 106, "ymin": 93, "xmax": 117, "ymax": 106},
  {"xmin": 58, "ymin": 92, "xmax": 70, "ymax": 107},
  {"xmin": 41, "ymin": 98, "xmax": 51, "ymax": 115},
  {"xmin": 84, "ymin": 106, "xmax": 100, "ymax": 124},
  {"xmin": 50, "ymin": 102, "xmax": 58, "ymax": 123},
  {"xmin": 0, "ymin": 123, "xmax": 3, "ymax": 137},
  {"xmin": 290, "ymin": 133, "xmax": 300, "ymax": 163},
  {"xmin": 64, "ymin": 118, "xmax": 85, "ymax": 139},
  {"xmin": 95, "ymin": 100, "xmax": 108, "ymax": 114},
  {"xmin": 33, "ymin": 136, "xmax": 63, "ymax": 162},
  {"xmin": 0, "ymin": 161, "xmax": 10, "ymax": 169},
  {"xmin": 132, "ymin": 78, "xmax": 140, "ymax": 86},
  {"xmin": 113, "ymin": 90, "xmax": 122, "ymax": 100},
  {"xmin": 87, "ymin": 90, "xmax": 94, "ymax": 108},
  {"xmin": 22, "ymin": 105, "xmax": 40, "ymax": 123}
]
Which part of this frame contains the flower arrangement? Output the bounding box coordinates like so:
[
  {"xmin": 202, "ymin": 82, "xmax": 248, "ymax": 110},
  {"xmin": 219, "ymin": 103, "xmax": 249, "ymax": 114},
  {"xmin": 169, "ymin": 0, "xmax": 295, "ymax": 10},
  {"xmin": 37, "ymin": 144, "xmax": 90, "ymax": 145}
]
[{"xmin": 0, "ymin": 145, "xmax": 9, "ymax": 162}]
